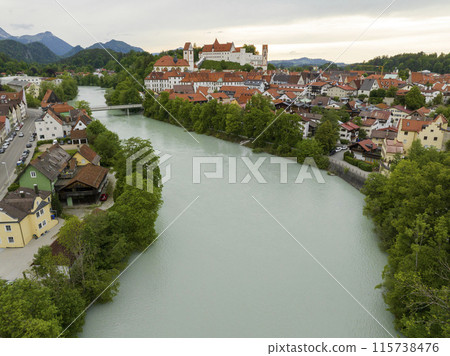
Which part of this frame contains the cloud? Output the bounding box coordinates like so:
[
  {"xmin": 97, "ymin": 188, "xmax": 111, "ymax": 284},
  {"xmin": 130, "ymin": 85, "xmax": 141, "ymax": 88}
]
[{"xmin": 9, "ymin": 23, "xmax": 34, "ymax": 30}]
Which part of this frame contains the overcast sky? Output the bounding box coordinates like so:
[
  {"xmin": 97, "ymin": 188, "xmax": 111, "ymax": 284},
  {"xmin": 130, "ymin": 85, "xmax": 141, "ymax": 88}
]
[{"xmin": 2, "ymin": 0, "xmax": 450, "ymax": 63}]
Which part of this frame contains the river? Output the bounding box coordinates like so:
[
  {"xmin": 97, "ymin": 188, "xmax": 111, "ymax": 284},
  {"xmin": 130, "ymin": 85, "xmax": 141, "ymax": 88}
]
[{"xmin": 74, "ymin": 86, "xmax": 396, "ymax": 338}]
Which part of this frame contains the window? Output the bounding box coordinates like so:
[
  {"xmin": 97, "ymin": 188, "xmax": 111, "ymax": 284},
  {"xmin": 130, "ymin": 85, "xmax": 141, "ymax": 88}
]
[
  {"xmin": 8, "ymin": 237, "xmax": 14, "ymax": 244},
  {"xmin": 424, "ymin": 136, "xmax": 428, "ymax": 140},
  {"xmin": 5, "ymin": 225, "xmax": 12, "ymax": 232},
  {"xmin": 36, "ymin": 211, "xmax": 40, "ymax": 218},
  {"xmin": 30, "ymin": 171, "xmax": 37, "ymax": 178},
  {"xmin": 38, "ymin": 222, "xmax": 42, "ymax": 229},
  {"xmin": 42, "ymin": 220, "xmax": 47, "ymax": 227},
  {"xmin": 40, "ymin": 209, "xmax": 44, "ymax": 216},
  {"xmin": 434, "ymin": 137, "xmax": 438, "ymax": 141}
]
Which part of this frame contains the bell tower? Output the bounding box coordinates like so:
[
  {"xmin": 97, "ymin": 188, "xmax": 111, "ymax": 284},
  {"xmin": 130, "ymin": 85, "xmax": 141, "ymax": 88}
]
[
  {"xmin": 262, "ymin": 44, "xmax": 268, "ymax": 70},
  {"xmin": 183, "ymin": 42, "xmax": 195, "ymax": 72}
]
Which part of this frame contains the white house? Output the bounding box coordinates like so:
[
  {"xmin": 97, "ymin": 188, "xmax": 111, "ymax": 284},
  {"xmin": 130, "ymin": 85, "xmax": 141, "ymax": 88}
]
[
  {"xmin": 35, "ymin": 109, "xmax": 64, "ymax": 140},
  {"xmin": 358, "ymin": 79, "xmax": 379, "ymax": 96}
]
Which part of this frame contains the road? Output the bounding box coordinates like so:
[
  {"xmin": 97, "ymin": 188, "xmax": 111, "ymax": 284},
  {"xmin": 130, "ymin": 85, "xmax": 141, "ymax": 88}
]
[{"xmin": 0, "ymin": 108, "xmax": 40, "ymax": 199}]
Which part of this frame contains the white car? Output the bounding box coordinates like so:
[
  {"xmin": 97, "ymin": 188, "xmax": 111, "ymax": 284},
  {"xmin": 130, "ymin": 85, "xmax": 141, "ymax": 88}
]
[
  {"xmin": 342, "ymin": 145, "xmax": 348, "ymax": 150},
  {"xmin": 18, "ymin": 132, "xmax": 24, "ymax": 137},
  {"xmin": 335, "ymin": 147, "xmax": 342, "ymax": 152}
]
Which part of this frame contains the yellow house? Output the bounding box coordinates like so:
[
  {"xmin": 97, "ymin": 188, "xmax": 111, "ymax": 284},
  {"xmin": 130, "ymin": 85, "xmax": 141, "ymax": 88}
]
[
  {"xmin": 397, "ymin": 114, "xmax": 448, "ymax": 152},
  {"xmin": 72, "ymin": 144, "xmax": 101, "ymax": 166},
  {"xmin": 0, "ymin": 187, "xmax": 58, "ymax": 248},
  {"xmin": 26, "ymin": 83, "xmax": 40, "ymax": 98}
]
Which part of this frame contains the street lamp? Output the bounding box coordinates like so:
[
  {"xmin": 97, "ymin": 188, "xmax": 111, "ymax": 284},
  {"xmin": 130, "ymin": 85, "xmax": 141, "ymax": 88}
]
[{"xmin": 1, "ymin": 162, "xmax": 9, "ymax": 183}]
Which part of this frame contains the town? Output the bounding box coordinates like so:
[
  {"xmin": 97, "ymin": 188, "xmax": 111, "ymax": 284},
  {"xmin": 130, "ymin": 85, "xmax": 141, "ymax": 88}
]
[{"xmin": 0, "ymin": 36, "xmax": 449, "ymax": 340}]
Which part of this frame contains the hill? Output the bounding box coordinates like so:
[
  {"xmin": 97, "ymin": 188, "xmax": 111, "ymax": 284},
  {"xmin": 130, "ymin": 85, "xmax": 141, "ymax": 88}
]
[
  {"xmin": 86, "ymin": 40, "xmax": 143, "ymax": 53},
  {"xmin": 270, "ymin": 57, "xmax": 346, "ymax": 68},
  {"xmin": 0, "ymin": 40, "xmax": 59, "ymax": 63},
  {"xmin": 61, "ymin": 45, "xmax": 84, "ymax": 58},
  {"xmin": 59, "ymin": 48, "xmax": 124, "ymax": 69},
  {"xmin": 353, "ymin": 52, "xmax": 450, "ymax": 74}
]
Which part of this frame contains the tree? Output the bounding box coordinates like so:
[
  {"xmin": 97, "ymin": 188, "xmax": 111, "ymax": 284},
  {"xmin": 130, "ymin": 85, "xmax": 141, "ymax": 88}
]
[
  {"xmin": 0, "ymin": 279, "xmax": 62, "ymax": 337},
  {"xmin": 243, "ymin": 44, "xmax": 257, "ymax": 55},
  {"xmin": 296, "ymin": 139, "xmax": 329, "ymax": 169},
  {"xmin": 405, "ymin": 86, "xmax": 425, "ymax": 110},
  {"xmin": 75, "ymin": 100, "xmax": 93, "ymax": 116},
  {"xmin": 362, "ymin": 145, "xmax": 450, "ymax": 337},
  {"xmin": 315, "ymin": 120, "xmax": 339, "ymax": 153},
  {"xmin": 386, "ymin": 86, "xmax": 399, "ymax": 98},
  {"xmin": 432, "ymin": 93, "xmax": 444, "ymax": 106}
]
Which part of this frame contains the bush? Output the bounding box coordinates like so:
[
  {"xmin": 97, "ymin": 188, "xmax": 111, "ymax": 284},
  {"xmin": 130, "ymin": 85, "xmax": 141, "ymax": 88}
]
[
  {"xmin": 340, "ymin": 139, "xmax": 350, "ymax": 144},
  {"xmin": 7, "ymin": 183, "xmax": 20, "ymax": 192},
  {"xmin": 357, "ymin": 161, "xmax": 374, "ymax": 172},
  {"xmin": 344, "ymin": 155, "xmax": 358, "ymax": 166},
  {"xmin": 36, "ymin": 139, "xmax": 53, "ymax": 147}
]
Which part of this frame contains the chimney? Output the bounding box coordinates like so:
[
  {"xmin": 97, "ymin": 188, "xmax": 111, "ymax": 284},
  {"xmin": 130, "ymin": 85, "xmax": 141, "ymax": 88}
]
[
  {"xmin": 34, "ymin": 184, "xmax": 39, "ymax": 195},
  {"xmin": 20, "ymin": 191, "xmax": 25, "ymax": 198}
]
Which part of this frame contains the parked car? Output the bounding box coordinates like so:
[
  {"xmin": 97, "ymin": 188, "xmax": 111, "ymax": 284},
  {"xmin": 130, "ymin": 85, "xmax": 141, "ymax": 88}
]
[
  {"xmin": 59, "ymin": 140, "xmax": 65, "ymax": 145},
  {"xmin": 15, "ymin": 127, "xmax": 20, "ymax": 131},
  {"xmin": 2, "ymin": 143, "xmax": 8, "ymax": 149},
  {"xmin": 329, "ymin": 149, "xmax": 336, "ymax": 156},
  {"xmin": 16, "ymin": 160, "xmax": 24, "ymax": 166},
  {"xmin": 100, "ymin": 194, "xmax": 108, "ymax": 202},
  {"xmin": 67, "ymin": 139, "xmax": 72, "ymax": 144},
  {"xmin": 0, "ymin": 148, "xmax": 5, "ymax": 154},
  {"xmin": 26, "ymin": 143, "xmax": 32, "ymax": 148},
  {"xmin": 29, "ymin": 137, "xmax": 34, "ymax": 142},
  {"xmin": 18, "ymin": 132, "xmax": 24, "ymax": 137},
  {"xmin": 335, "ymin": 147, "xmax": 342, "ymax": 152},
  {"xmin": 342, "ymin": 145, "xmax": 348, "ymax": 150}
]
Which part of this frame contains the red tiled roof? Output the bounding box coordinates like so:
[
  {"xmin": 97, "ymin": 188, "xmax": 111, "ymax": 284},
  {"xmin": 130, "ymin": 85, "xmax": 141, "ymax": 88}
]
[{"xmin": 154, "ymin": 56, "xmax": 190, "ymax": 68}]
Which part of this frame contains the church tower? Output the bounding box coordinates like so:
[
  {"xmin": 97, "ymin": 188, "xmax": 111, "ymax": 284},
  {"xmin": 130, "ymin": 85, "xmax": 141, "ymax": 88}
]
[
  {"xmin": 262, "ymin": 44, "xmax": 268, "ymax": 70},
  {"xmin": 183, "ymin": 42, "xmax": 195, "ymax": 72}
]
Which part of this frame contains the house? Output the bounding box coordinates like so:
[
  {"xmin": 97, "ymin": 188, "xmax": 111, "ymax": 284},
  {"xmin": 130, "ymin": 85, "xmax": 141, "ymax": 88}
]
[
  {"xmin": 370, "ymin": 128, "xmax": 398, "ymax": 146},
  {"xmin": 327, "ymin": 85, "xmax": 357, "ymax": 99},
  {"xmin": 199, "ymin": 39, "xmax": 268, "ymax": 70},
  {"xmin": 349, "ymin": 139, "xmax": 381, "ymax": 163},
  {"xmin": 358, "ymin": 79, "xmax": 379, "ymax": 96},
  {"xmin": 0, "ymin": 187, "xmax": 58, "ymax": 248},
  {"xmin": 70, "ymin": 129, "xmax": 88, "ymax": 145},
  {"xmin": 339, "ymin": 121, "xmax": 359, "ymax": 142},
  {"xmin": 55, "ymin": 164, "xmax": 109, "ymax": 206},
  {"xmin": 0, "ymin": 115, "xmax": 9, "ymax": 143},
  {"xmin": 389, "ymin": 105, "xmax": 412, "ymax": 127},
  {"xmin": 308, "ymin": 82, "xmax": 330, "ymax": 97},
  {"xmin": 40, "ymin": 89, "xmax": 60, "ymax": 108},
  {"xmin": 397, "ymin": 114, "xmax": 448, "ymax": 152},
  {"xmin": 381, "ymin": 139, "xmax": 404, "ymax": 174},
  {"xmin": 72, "ymin": 144, "xmax": 101, "ymax": 166},
  {"xmin": 35, "ymin": 108, "xmax": 64, "ymax": 140},
  {"xmin": 19, "ymin": 144, "xmax": 71, "ymax": 192},
  {"xmin": 311, "ymin": 96, "xmax": 331, "ymax": 107}
]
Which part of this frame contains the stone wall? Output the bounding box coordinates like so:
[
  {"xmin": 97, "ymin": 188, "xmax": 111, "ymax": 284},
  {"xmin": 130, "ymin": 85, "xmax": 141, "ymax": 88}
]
[{"xmin": 328, "ymin": 160, "xmax": 368, "ymax": 190}]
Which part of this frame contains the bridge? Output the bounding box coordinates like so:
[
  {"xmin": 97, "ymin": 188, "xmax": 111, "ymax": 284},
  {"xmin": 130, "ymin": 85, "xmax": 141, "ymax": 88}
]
[{"xmin": 90, "ymin": 104, "xmax": 144, "ymax": 113}]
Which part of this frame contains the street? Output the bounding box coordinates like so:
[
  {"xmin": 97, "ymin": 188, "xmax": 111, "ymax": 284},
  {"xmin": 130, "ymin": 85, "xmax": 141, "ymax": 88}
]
[{"xmin": 0, "ymin": 108, "xmax": 40, "ymax": 199}]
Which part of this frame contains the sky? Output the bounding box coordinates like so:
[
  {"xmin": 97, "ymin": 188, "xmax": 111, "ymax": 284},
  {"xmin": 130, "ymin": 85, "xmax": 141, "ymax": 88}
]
[{"xmin": 2, "ymin": 0, "xmax": 450, "ymax": 63}]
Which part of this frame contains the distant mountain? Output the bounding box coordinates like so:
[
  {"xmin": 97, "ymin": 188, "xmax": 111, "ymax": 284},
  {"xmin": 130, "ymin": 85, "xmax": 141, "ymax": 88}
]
[
  {"xmin": 270, "ymin": 57, "xmax": 346, "ymax": 68},
  {"xmin": 59, "ymin": 48, "xmax": 121, "ymax": 68},
  {"xmin": 61, "ymin": 45, "xmax": 84, "ymax": 58},
  {"xmin": 0, "ymin": 39, "xmax": 59, "ymax": 63},
  {"xmin": 86, "ymin": 39, "xmax": 143, "ymax": 53},
  {"xmin": 15, "ymin": 31, "xmax": 74, "ymax": 56},
  {"xmin": 0, "ymin": 27, "xmax": 11, "ymax": 40},
  {"xmin": 0, "ymin": 27, "xmax": 74, "ymax": 56}
]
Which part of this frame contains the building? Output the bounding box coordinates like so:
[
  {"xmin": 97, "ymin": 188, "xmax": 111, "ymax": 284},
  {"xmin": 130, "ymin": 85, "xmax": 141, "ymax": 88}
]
[
  {"xmin": 397, "ymin": 114, "xmax": 448, "ymax": 152},
  {"xmin": 389, "ymin": 105, "xmax": 412, "ymax": 127},
  {"xmin": 340, "ymin": 121, "xmax": 360, "ymax": 142},
  {"xmin": 327, "ymin": 84, "xmax": 357, "ymax": 99},
  {"xmin": 0, "ymin": 187, "xmax": 58, "ymax": 248},
  {"xmin": 35, "ymin": 108, "xmax": 64, "ymax": 140},
  {"xmin": 153, "ymin": 56, "xmax": 191, "ymax": 72},
  {"xmin": 19, "ymin": 145, "xmax": 72, "ymax": 192},
  {"xmin": 358, "ymin": 79, "xmax": 379, "ymax": 96},
  {"xmin": 198, "ymin": 39, "xmax": 268, "ymax": 70},
  {"xmin": 349, "ymin": 139, "xmax": 381, "ymax": 163},
  {"xmin": 72, "ymin": 145, "xmax": 101, "ymax": 166}
]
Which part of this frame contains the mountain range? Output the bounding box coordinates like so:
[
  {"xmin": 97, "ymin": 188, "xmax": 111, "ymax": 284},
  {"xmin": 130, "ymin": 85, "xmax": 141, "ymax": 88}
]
[
  {"xmin": 0, "ymin": 27, "xmax": 143, "ymax": 62},
  {"xmin": 270, "ymin": 57, "xmax": 347, "ymax": 68}
]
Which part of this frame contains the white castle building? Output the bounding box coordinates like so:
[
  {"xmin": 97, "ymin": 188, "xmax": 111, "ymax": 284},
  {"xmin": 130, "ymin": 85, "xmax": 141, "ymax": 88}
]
[{"xmin": 193, "ymin": 39, "xmax": 268, "ymax": 70}]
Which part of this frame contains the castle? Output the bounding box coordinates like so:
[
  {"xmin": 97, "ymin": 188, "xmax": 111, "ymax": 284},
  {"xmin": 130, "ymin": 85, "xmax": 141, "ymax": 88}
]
[{"xmin": 184, "ymin": 40, "xmax": 268, "ymax": 70}]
